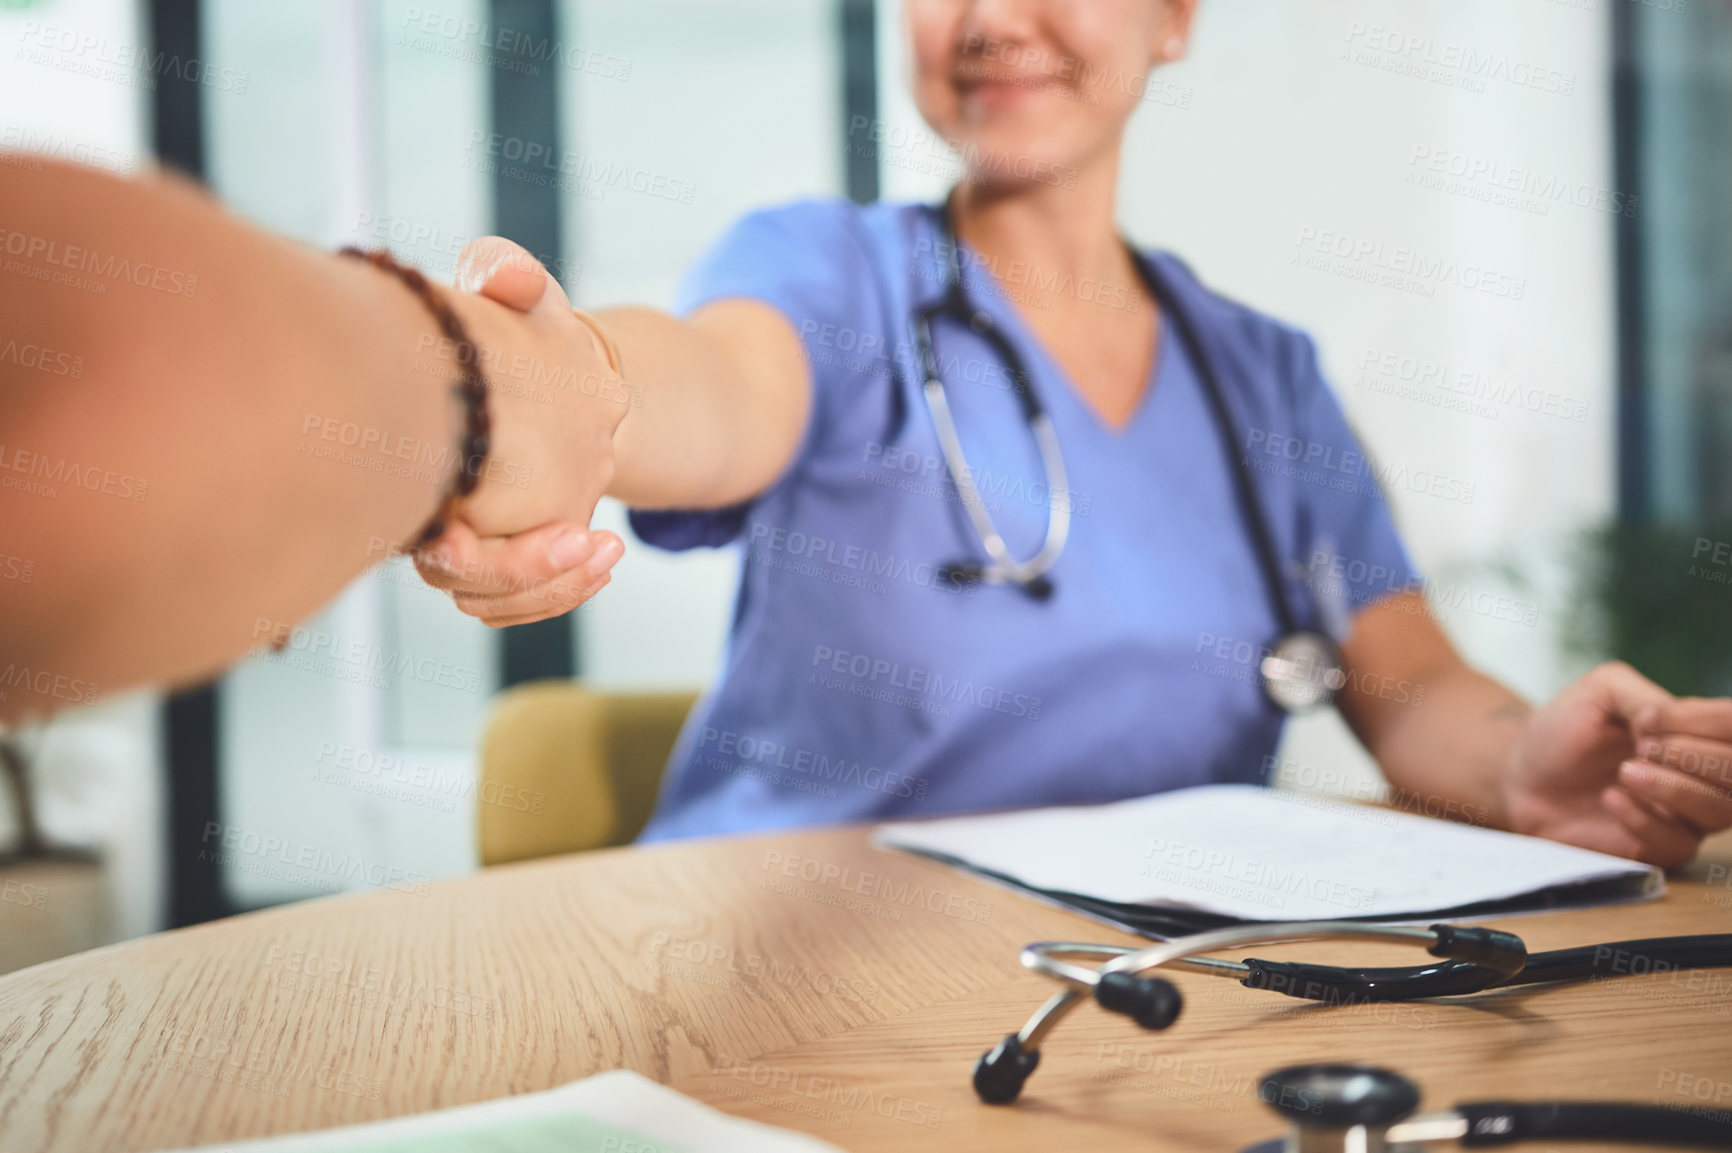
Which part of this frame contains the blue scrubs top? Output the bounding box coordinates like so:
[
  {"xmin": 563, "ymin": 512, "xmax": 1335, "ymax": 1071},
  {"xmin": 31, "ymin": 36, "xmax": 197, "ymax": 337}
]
[{"xmin": 631, "ymin": 198, "xmax": 1420, "ymax": 843}]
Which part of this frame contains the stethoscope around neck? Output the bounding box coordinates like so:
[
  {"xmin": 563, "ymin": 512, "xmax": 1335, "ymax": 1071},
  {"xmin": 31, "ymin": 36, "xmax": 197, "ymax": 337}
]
[
  {"xmin": 912, "ymin": 235, "xmax": 1070, "ymax": 601},
  {"xmin": 910, "ymin": 200, "xmax": 1347, "ymax": 713}
]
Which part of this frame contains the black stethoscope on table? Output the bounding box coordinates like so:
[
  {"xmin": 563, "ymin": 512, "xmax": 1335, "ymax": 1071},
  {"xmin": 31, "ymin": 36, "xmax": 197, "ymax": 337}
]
[
  {"xmin": 909, "ymin": 201, "xmax": 1346, "ymax": 712},
  {"xmin": 1243, "ymin": 1062, "xmax": 1732, "ymax": 1150},
  {"xmin": 973, "ymin": 919, "xmax": 1732, "ymax": 1120}
]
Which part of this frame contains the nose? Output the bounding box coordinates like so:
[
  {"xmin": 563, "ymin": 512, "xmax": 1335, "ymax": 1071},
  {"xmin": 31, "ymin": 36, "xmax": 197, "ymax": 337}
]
[{"xmin": 958, "ymin": 0, "xmax": 1044, "ymax": 58}]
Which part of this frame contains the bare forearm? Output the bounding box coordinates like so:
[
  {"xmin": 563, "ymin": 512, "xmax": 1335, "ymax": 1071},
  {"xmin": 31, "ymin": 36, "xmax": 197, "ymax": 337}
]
[
  {"xmin": 0, "ymin": 161, "xmax": 460, "ymax": 719},
  {"xmin": 1361, "ymin": 664, "xmax": 1530, "ymax": 828},
  {"xmin": 1336, "ymin": 592, "xmax": 1531, "ymax": 828},
  {"xmin": 596, "ymin": 300, "xmax": 808, "ymax": 509}
]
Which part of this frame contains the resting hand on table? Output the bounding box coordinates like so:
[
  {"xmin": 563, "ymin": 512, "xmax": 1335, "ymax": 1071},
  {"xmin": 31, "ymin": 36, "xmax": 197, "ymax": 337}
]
[
  {"xmin": 420, "ymin": 238, "xmax": 630, "ymax": 625},
  {"xmin": 1501, "ymin": 662, "xmax": 1732, "ymax": 867}
]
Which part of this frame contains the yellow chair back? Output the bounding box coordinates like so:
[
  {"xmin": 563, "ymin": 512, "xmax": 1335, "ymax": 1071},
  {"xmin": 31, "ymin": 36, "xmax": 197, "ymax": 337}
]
[{"xmin": 477, "ymin": 681, "xmax": 698, "ymax": 866}]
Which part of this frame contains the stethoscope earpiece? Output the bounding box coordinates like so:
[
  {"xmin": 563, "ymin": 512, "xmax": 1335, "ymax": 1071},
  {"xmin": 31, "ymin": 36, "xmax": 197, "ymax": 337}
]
[
  {"xmin": 1093, "ymin": 971, "xmax": 1183, "ymax": 1031},
  {"xmin": 971, "ymin": 1034, "xmax": 1041, "ymax": 1105},
  {"xmin": 973, "ymin": 969, "xmax": 1183, "ymax": 1107}
]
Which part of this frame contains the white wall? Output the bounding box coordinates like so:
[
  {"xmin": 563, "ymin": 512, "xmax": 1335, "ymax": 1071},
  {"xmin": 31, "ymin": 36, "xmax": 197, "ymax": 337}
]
[
  {"xmin": 1116, "ymin": 0, "xmax": 1615, "ymax": 795},
  {"xmin": 569, "ymin": 0, "xmax": 844, "ymax": 689}
]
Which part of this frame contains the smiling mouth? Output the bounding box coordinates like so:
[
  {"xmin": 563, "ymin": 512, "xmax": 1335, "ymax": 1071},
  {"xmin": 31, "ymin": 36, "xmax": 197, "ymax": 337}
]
[
  {"xmin": 953, "ymin": 63, "xmax": 1097, "ymax": 106},
  {"xmin": 955, "ymin": 61, "xmax": 1064, "ymax": 92}
]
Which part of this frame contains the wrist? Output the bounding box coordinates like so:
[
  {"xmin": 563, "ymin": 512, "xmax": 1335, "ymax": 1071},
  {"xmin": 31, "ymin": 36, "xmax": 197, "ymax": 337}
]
[
  {"xmin": 574, "ymin": 308, "xmax": 639, "ymax": 494},
  {"xmin": 341, "ymin": 248, "xmax": 491, "ymax": 544},
  {"xmin": 1494, "ymin": 716, "xmax": 1540, "ymax": 835},
  {"xmin": 441, "ymin": 287, "xmax": 529, "ymax": 517},
  {"xmin": 571, "ymin": 306, "xmax": 623, "ymax": 377}
]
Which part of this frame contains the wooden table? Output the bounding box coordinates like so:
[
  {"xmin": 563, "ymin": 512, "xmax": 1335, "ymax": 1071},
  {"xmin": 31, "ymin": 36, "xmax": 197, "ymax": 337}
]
[{"xmin": 2, "ymin": 824, "xmax": 1730, "ymax": 1153}]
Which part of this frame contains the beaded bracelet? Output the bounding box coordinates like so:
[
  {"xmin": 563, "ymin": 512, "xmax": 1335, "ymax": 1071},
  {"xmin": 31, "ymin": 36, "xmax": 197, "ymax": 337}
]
[{"xmin": 339, "ymin": 246, "xmax": 492, "ymax": 546}]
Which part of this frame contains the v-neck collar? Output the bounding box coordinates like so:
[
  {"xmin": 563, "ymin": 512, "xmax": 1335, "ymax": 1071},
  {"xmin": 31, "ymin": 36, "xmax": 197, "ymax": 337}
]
[{"xmin": 919, "ymin": 204, "xmax": 1167, "ymax": 441}]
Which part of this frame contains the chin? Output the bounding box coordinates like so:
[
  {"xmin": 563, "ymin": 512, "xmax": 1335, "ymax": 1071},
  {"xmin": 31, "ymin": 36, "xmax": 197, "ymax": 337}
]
[
  {"xmin": 943, "ymin": 91, "xmax": 1099, "ymax": 191},
  {"xmin": 952, "ymin": 130, "xmax": 1083, "ymax": 193}
]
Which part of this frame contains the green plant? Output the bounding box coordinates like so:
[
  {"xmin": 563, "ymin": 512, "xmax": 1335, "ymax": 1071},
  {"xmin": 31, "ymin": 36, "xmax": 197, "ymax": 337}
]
[{"xmin": 1562, "ymin": 520, "xmax": 1732, "ymax": 697}]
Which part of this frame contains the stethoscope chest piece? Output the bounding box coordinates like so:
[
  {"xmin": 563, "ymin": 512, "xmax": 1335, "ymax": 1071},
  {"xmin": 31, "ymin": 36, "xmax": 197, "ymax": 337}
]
[
  {"xmin": 1259, "ymin": 630, "xmax": 1347, "ymax": 713},
  {"xmin": 1239, "ymin": 1061, "xmax": 1732, "ymax": 1151},
  {"xmin": 1240, "ymin": 1064, "xmax": 1421, "ymax": 1153}
]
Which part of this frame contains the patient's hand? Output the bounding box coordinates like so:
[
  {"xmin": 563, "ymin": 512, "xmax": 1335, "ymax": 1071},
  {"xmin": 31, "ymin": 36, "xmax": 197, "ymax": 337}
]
[
  {"xmin": 1501, "ymin": 662, "xmax": 1732, "ymax": 867},
  {"xmin": 417, "ymin": 238, "xmax": 627, "ymax": 625}
]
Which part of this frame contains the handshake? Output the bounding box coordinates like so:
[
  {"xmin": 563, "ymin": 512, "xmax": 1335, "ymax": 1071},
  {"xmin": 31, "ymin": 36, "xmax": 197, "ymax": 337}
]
[{"xmin": 415, "ymin": 237, "xmax": 633, "ymax": 626}]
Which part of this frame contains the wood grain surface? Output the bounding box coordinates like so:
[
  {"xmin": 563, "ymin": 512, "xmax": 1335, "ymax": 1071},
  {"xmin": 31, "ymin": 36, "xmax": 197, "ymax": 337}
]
[{"xmin": 1, "ymin": 822, "xmax": 1729, "ymax": 1153}]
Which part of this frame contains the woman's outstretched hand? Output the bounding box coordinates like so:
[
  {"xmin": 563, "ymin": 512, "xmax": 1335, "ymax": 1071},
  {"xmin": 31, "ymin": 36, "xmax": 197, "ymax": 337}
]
[{"xmin": 417, "ymin": 238, "xmax": 629, "ymax": 625}]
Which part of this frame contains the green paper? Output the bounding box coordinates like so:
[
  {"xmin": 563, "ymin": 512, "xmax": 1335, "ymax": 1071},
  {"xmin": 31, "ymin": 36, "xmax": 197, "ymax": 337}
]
[{"xmin": 295, "ymin": 1113, "xmax": 688, "ymax": 1153}]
